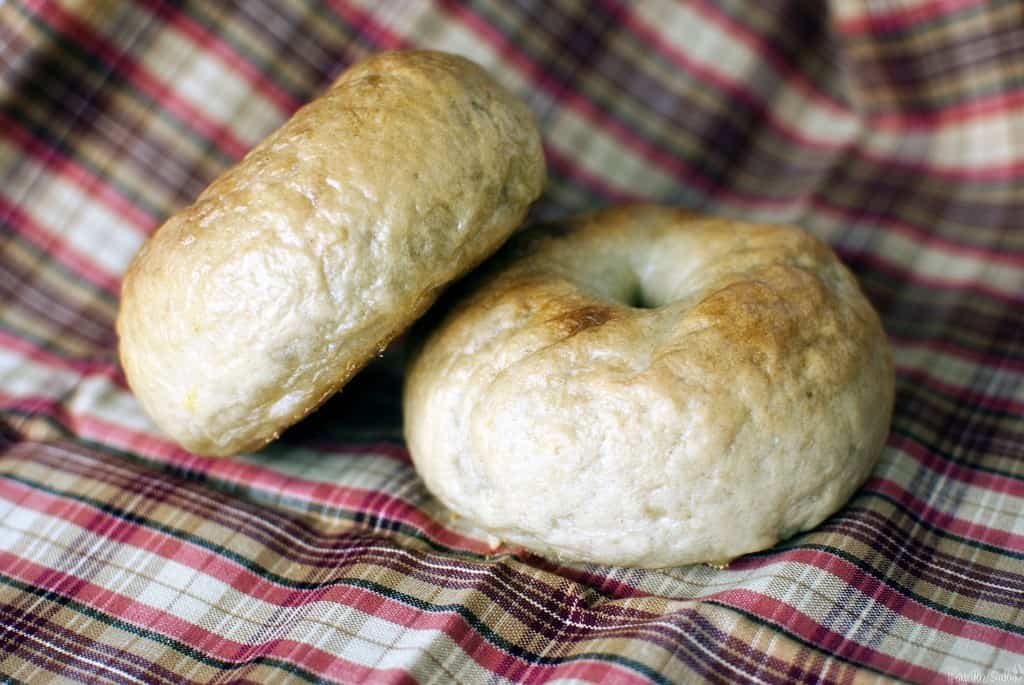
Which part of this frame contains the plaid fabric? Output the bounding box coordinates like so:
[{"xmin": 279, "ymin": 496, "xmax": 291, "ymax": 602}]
[{"xmin": 1, "ymin": 0, "xmax": 1022, "ymax": 682}]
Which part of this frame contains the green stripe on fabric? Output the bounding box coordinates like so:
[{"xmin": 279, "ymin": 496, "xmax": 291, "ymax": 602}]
[
  {"xmin": 0, "ymin": 566, "xmax": 672, "ymax": 683},
  {"xmin": 0, "ymin": 573, "xmax": 322, "ymax": 682},
  {"xmin": 1, "ymin": 466, "xmax": 487, "ymax": 572},
  {"xmin": 0, "ymin": 322, "xmax": 115, "ymax": 364},
  {"xmin": 0, "ymin": 231, "xmax": 119, "ymax": 305},
  {"xmin": 2, "ymin": 100, "xmax": 165, "ymax": 223},
  {"xmin": 177, "ymin": 1, "xmax": 344, "ymax": 100},
  {"xmin": 767, "ymin": 538, "xmax": 1024, "ymax": 633},
  {"xmin": 894, "ymin": 388, "xmax": 1024, "ymax": 426},
  {"xmin": 4, "ymin": 417, "xmax": 1022, "ymax": 576},
  {"xmin": 179, "ymin": 2, "xmax": 309, "ymax": 101},
  {"xmin": 891, "ymin": 423, "xmax": 1024, "ymax": 483},
  {"xmin": 5, "ymin": 449, "xmax": 1023, "ymax": 640},
  {"xmin": 844, "ymin": 0, "xmax": 1017, "ymax": 39},
  {"xmin": 856, "ymin": 490, "xmax": 1024, "ymax": 563},
  {"xmin": 715, "ymin": 0, "xmax": 847, "ymax": 105},
  {"xmin": 10, "ymin": 4, "xmax": 232, "ymax": 212},
  {"xmin": 456, "ymin": 1, "xmax": 841, "ymax": 190},
  {"xmin": 269, "ymin": 575, "xmax": 677, "ymax": 683},
  {"xmin": 702, "ymin": 600, "xmax": 904, "ymax": 683}
]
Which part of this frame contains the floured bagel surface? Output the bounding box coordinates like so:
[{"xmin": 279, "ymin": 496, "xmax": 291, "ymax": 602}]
[
  {"xmin": 118, "ymin": 50, "xmax": 545, "ymax": 456},
  {"xmin": 404, "ymin": 205, "xmax": 893, "ymax": 568}
]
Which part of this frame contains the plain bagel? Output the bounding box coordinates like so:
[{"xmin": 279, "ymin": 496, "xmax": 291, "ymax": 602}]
[
  {"xmin": 118, "ymin": 51, "xmax": 545, "ymax": 456},
  {"xmin": 404, "ymin": 205, "xmax": 894, "ymax": 568}
]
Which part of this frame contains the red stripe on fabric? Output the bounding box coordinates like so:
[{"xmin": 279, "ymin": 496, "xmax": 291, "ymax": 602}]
[
  {"xmin": 871, "ymin": 88, "xmax": 1024, "ymax": 130},
  {"xmin": 322, "ymin": 1, "xmax": 409, "ymax": 51},
  {"xmin": 136, "ymin": 0, "xmax": 299, "ymax": 115},
  {"xmin": 5, "ymin": 424, "xmax": 1023, "ymax": 668},
  {"xmin": 896, "ymin": 366, "xmax": 1024, "ymax": 416},
  {"xmin": 17, "ymin": 0, "xmax": 649, "ymax": 278},
  {"xmin": 836, "ymin": 510, "xmax": 1024, "ymax": 599},
  {"xmin": 0, "ymin": 635, "xmax": 129, "ymax": 685},
  {"xmin": 892, "ymin": 419, "xmax": 1024, "ymax": 489},
  {"xmin": 5, "ymin": 443, "xmax": 1022, "ymax": 654},
  {"xmin": 31, "ymin": 0, "xmax": 1018, "ymax": 276},
  {"xmin": 0, "ymin": 552, "xmax": 417, "ymax": 684},
  {"xmin": 810, "ymin": 199, "xmax": 1024, "ymax": 266},
  {"xmin": 520, "ymin": 659, "xmax": 652, "ymax": 685},
  {"xmin": 284, "ymin": 646, "xmax": 416, "ymax": 685},
  {"xmin": 624, "ymin": 1, "xmax": 1024, "ymax": 182},
  {"xmin": 723, "ymin": 552, "xmax": 1024, "ymax": 652},
  {"xmin": 0, "ymin": 475, "xmax": 395, "ymax": 607},
  {"xmin": 0, "ymin": 112, "xmax": 156, "ymax": 232},
  {"xmin": 890, "ymin": 431, "xmax": 1024, "ymax": 504},
  {"xmin": 0, "ymin": 509, "xmax": 647, "ymax": 685},
  {"xmin": 440, "ymin": 2, "xmax": 804, "ymax": 211},
  {"xmin": 615, "ymin": 3, "xmax": 846, "ymax": 152},
  {"xmin": 855, "ymin": 148, "xmax": 1024, "ymax": 183},
  {"xmin": 7, "ymin": 296, "xmax": 1024, "ymax": 504},
  {"xmin": 688, "ymin": 0, "xmax": 848, "ymax": 115},
  {"xmin": 516, "ymin": 556, "xmax": 654, "ymax": 602},
  {"xmin": 870, "ymin": 473, "xmax": 1024, "ymax": 549},
  {"xmin": 23, "ymin": 0, "xmax": 1024, "ymax": 275},
  {"xmin": 544, "ymin": 145, "xmax": 637, "ymax": 202},
  {"xmin": 8, "ymin": 378, "xmax": 1023, "ymax": 553},
  {"xmin": 0, "ymin": 452, "xmax": 646, "ymax": 615},
  {"xmin": 437, "ymin": 1, "xmax": 699, "ymax": 194},
  {"xmin": 121, "ymin": 63, "xmax": 251, "ymax": 160},
  {"xmin": 712, "ymin": 588, "xmax": 946, "ymax": 683},
  {"xmin": 14, "ymin": 409, "xmax": 491, "ymax": 553},
  {"xmin": 297, "ymin": 438, "xmax": 411, "ymax": 463},
  {"xmin": 441, "ymin": 1, "xmax": 1024, "ymax": 257},
  {"xmin": 0, "ymin": 331, "xmax": 122, "ymax": 382},
  {"xmin": 836, "ymin": 0, "xmax": 989, "ymax": 35},
  {"xmin": 843, "ymin": 247, "xmax": 1024, "ymax": 305},
  {"xmin": 596, "ymin": 2, "xmax": 1024, "ymax": 188},
  {"xmin": 192, "ymin": 0, "xmax": 1024, "ymax": 186},
  {"xmin": 26, "ymin": 0, "xmax": 252, "ymax": 159},
  {"xmin": 0, "ymin": 397, "xmax": 72, "ymax": 432},
  {"xmin": 891, "ymin": 335, "xmax": 1024, "ymax": 372},
  {"xmin": 0, "ymin": 196, "xmax": 121, "ymax": 296},
  {"xmin": 642, "ymin": 0, "xmax": 1024, "ymax": 149},
  {"xmin": 434, "ymin": 3, "xmax": 553, "ymax": 94},
  {"xmin": 123, "ymin": 446, "xmax": 488, "ymax": 552}
]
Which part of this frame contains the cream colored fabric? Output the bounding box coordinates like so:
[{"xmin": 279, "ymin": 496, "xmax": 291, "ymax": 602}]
[
  {"xmin": 404, "ymin": 206, "xmax": 894, "ymax": 568},
  {"xmin": 118, "ymin": 51, "xmax": 545, "ymax": 456}
]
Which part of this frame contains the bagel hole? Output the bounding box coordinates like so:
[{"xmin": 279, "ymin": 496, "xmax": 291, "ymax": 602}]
[{"xmin": 626, "ymin": 283, "xmax": 659, "ymax": 309}]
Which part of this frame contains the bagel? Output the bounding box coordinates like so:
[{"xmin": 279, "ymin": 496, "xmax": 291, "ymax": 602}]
[
  {"xmin": 404, "ymin": 205, "xmax": 894, "ymax": 568},
  {"xmin": 117, "ymin": 51, "xmax": 545, "ymax": 456}
]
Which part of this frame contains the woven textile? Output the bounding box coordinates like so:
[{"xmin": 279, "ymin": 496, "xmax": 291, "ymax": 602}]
[{"xmin": 1, "ymin": 0, "xmax": 1023, "ymax": 682}]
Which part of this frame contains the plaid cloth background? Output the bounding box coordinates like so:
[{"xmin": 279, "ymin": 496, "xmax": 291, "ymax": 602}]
[{"xmin": 1, "ymin": 0, "xmax": 1022, "ymax": 682}]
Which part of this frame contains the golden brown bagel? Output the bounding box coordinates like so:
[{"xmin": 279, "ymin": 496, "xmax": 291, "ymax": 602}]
[
  {"xmin": 404, "ymin": 206, "xmax": 894, "ymax": 568},
  {"xmin": 118, "ymin": 51, "xmax": 545, "ymax": 456}
]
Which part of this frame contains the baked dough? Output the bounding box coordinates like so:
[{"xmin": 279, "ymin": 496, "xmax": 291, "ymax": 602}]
[
  {"xmin": 118, "ymin": 51, "xmax": 545, "ymax": 456},
  {"xmin": 404, "ymin": 205, "xmax": 893, "ymax": 568}
]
